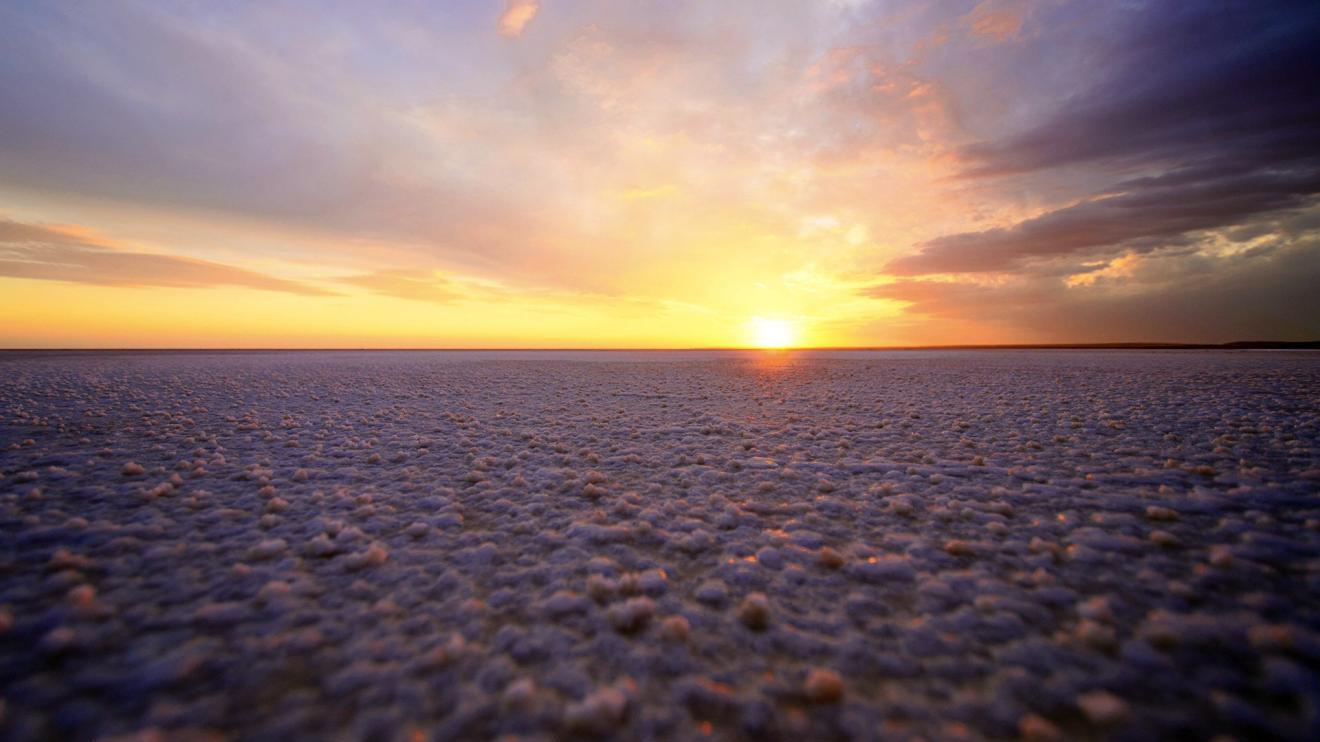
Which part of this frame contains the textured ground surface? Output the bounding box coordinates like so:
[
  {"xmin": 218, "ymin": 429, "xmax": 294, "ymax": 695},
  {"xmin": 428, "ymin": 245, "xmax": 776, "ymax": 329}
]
[{"xmin": 1, "ymin": 350, "xmax": 1318, "ymax": 741}]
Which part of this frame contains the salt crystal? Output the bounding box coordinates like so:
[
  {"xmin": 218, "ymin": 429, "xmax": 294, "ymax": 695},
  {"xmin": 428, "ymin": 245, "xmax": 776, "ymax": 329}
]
[
  {"xmin": 803, "ymin": 668, "xmax": 844, "ymax": 704},
  {"xmin": 738, "ymin": 592, "xmax": 770, "ymax": 631}
]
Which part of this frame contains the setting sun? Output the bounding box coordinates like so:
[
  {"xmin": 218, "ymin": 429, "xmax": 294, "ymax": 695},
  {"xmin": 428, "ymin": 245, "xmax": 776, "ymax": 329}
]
[{"xmin": 749, "ymin": 317, "xmax": 796, "ymax": 348}]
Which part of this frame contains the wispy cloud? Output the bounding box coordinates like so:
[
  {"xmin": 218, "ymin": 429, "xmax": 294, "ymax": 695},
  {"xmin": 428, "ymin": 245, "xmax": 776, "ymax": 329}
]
[
  {"xmin": 498, "ymin": 0, "xmax": 539, "ymax": 38},
  {"xmin": 337, "ymin": 269, "xmax": 463, "ymax": 304},
  {"xmin": 0, "ymin": 219, "xmax": 331, "ymax": 296},
  {"xmin": 962, "ymin": 0, "xmax": 1028, "ymax": 43}
]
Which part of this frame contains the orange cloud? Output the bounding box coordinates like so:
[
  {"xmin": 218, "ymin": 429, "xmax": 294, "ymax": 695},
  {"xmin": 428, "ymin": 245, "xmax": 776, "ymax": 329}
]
[
  {"xmin": 0, "ymin": 218, "xmax": 331, "ymax": 296},
  {"xmin": 963, "ymin": 0, "xmax": 1027, "ymax": 43},
  {"xmin": 498, "ymin": 0, "xmax": 539, "ymax": 38},
  {"xmin": 337, "ymin": 269, "xmax": 464, "ymax": 304}
]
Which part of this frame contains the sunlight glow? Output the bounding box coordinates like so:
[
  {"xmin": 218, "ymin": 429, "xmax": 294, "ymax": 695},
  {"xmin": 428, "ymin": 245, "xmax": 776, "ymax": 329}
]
[
  {"xmin": 749, "ymin": 317, "xmax": 796, "ymax": 348},
  {"xmin": 0, "ymin": 3, "xmax": 1294, "ymax": 349}
]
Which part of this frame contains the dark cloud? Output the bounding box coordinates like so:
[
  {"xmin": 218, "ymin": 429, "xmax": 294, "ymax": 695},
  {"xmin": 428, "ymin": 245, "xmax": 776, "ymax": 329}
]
[
  {"xmin": 0, "ymin": 219, "xmax": 332, "ymax": 295},
  {"xmin": 889, "ymin": 169, "xmax": 1320, "ymax": 274},
  {"xmin": 891, "ymin": 0, "xmax": 1320, "ymax": 276},
  {"xmin": 868, "ymin": 234, "xmax": 1320, "ymax": 342},
  {"xmin": 961, "ymin": 1, "xmax": 1320, "ymax": 176}
]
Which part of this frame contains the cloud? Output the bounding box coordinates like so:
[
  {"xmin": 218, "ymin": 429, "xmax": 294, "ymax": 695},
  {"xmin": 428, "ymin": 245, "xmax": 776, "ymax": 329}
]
[
  {"xmin": 802, "ymin": 44, "xmax": 962, "ymax": 157},
  {"xmin": 0, "ymin": 0, "xmax": 926, "ymax": 293},
  {"xmin": 866, "ymin": 230, "xmax": 1320, "ymax": 342},
  {"xmin": 498, "ymin": 0, "xmax": 539, "ymax": 38},
  {"xmin": 889, "ymin": 170, "xmax": 1320, "ymax": 274},
  {"xmin": 1, "ymin": 1, "xmax": 1316, "ymax": 345},
  {"xmin": 890, "ymin": 1, "xmax": 1320, "ymax": 276},
  {"xmin": 0, "ymin": 218, "xmax": 331, "ymax": 295},
  {"xmin": 962, "ymin": 0, "xmax": 1028, "ymax": 43},
  {"xmin": 337, "ymin": 269, "xmax": 463, "ymax": 304},
  {"xmin": 959, "ymin": 1, "xmax": 1320, "ymax": 176},
  {"xmin": 0, "ymin": 218, "xmax": 113, "ymax": 247}
]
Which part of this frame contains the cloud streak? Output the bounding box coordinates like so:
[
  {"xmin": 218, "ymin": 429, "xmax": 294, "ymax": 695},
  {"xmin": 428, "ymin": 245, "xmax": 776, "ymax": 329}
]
[
  {"xmin": 0, "ymin": 219, "xmax": 331, "ymax": 295},
  {"xmin": 337, "ymin": 269, "xmax": 463, "ymax": 304},
  {"xmin": 889, "ymin": 171, "xmax": 1320, "ymax": 275}
]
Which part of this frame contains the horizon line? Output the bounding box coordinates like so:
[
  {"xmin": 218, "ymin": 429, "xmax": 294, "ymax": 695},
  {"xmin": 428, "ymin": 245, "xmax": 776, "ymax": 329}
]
[{"xmin": 2, "ymin": 340, "xmax": 1318, "ymax": 353}]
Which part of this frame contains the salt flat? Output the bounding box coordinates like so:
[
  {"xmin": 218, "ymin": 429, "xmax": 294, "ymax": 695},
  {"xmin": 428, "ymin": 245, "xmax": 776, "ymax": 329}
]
[{"xmin": 1, "ymin": 350, "xmax": 1318, "ymax": 741}]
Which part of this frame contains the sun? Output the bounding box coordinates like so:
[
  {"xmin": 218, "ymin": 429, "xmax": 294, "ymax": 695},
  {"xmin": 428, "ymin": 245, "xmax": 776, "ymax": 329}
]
[{"xmin": 749, "ymin": 317, "xmax": 796, "ymax": 349}]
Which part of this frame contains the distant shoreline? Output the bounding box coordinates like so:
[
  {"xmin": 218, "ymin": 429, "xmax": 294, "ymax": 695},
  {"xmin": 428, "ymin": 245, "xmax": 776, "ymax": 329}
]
[{"xmin": 1, "ymin": 341, "xmax": 1318, "ymax": 355}]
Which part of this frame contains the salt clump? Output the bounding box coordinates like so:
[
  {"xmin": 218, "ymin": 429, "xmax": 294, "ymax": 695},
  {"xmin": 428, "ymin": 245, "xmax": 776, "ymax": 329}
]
[
  {"xmin": 694, "ymin": 580, "xmax": 728, "ymax": 605},
  {"xmin": 818, "ymin": 546, "xmax": 845, "ymax": 569},
  {"xmin": 755, "ymin": 546, "xmax": 784, "ymax": 570},
  {"xmin": 1, "ymin": 349, "xmax": 1316, "ymax": 739},
  {"xmin": 738, "ymin": 592, "xmax": 771, "ymax": 630},
  {"xmin": 563, "ymin": 685, "xmax": 628, "ymax": 735},
  {"xmin": 803, "ymin": 668, "xmax": 844, "ymax": 704},
  {"xmin": 660, "ymin": 615, "xmax": 690, "ymax": 642},
  {"xmin": 637, "ymin": 568, "xmax": 668, "ymax": 595},
  {"xmin": 1018, "ymin": 713, "xmax": 1062, "ymax": 741},
  {"xmin": 342, "ymin": 542, "xmax": 389, "ymax": 571},
  {"xmin": 1145, "ymin": 506, "xmax": 1178, "ymax": 521},
  {"xmin": 607, "ymin": 597, "xmax": 655, "ymax": 634},
  {"xmin": 1077, "ymin": 690, "xmax": 1130, "ymax": 726},
  {"xmin": 246, "ymin": 539, "xmax": 287, "ymax": 561}
]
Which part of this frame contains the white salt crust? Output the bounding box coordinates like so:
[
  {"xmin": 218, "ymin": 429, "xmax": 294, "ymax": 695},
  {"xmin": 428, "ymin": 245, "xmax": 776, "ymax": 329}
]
[{"xmin": 0, "ymin": 349, "xmax": 1318, "ymax": 740}]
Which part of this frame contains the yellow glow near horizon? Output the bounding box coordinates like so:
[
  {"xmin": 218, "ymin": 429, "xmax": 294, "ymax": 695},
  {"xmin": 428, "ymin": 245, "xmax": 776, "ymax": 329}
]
[{"xmin": 749, "ymin": 317, "xmax": 796, "ymax": 348}]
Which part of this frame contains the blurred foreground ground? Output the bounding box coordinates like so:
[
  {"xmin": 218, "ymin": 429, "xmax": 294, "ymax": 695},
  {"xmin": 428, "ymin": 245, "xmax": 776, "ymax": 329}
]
[{"xmin": 1, "ymin": 350, "xmax": 1318, "ymax": 740}]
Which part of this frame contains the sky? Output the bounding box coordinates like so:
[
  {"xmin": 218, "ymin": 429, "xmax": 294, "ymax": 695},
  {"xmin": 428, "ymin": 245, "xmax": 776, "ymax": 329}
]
[{"xmin": 1, "ymin": 0, "xmax": 1318, "ymax": 348}]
